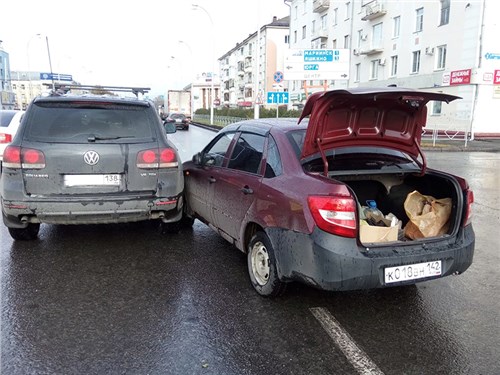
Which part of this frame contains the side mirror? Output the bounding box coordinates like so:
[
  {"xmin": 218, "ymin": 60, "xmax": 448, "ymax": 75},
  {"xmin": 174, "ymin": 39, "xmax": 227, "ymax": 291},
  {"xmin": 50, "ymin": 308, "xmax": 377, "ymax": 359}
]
[
  {"xmin": 193, "ymin": 152, "xmax": 202, "ymax": 165},
  {"xmin": 164, "ymin": 122, "xmax": 176, "ymax": 134}
]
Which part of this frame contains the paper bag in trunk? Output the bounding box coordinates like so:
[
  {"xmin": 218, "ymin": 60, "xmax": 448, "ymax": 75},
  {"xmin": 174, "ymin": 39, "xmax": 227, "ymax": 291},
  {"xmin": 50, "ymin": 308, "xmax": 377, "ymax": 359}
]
[{"xmin": 403, "ymin": 190, "xmax": 452, "ymax": 239}]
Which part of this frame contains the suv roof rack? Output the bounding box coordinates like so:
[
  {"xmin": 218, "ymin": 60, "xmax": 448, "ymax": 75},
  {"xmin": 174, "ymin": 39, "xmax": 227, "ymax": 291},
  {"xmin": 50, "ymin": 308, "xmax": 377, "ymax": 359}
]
[{"xmin": 47, "ymin": 84, "xmax": 151, "ymax": 98}]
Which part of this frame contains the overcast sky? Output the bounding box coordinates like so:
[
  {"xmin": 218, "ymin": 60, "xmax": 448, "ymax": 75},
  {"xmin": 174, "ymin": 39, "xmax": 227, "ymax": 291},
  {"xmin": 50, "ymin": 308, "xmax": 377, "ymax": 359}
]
[{"xmin": 1, "ymin": 0, "xmax": 289, "ymax": 97}]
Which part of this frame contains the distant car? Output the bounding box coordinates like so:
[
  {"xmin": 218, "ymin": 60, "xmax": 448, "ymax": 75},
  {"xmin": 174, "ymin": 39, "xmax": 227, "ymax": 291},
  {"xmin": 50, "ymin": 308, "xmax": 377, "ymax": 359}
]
[
  {"xmin": 0, "ymin": 110, "xmax": 24, "ymax": 169},
  {"xmin": 182, "ymin": 87, "xmax": 475, "ymax": 297},
  {"xmin": 165, "ymin": 112, "xmax": 190, "ymax": 130},
  {"xmin": 1, "ymin": 88, "xmax": 184, "ymax": 240}
]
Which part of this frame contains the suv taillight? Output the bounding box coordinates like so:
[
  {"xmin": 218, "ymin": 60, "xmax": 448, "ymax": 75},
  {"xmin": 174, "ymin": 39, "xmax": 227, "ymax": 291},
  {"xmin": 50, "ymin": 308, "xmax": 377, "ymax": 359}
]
[
  {"xmin": 308, "ymin": 195, "xmax": 357, "ymax": 238},
  {"xmin": 3, "ymin": 146, "xmax": 45, "ymax": 169},
  {"xmin": 137, "ymin": 148, "xmax": 178, "ymax": 169},
  {"xmin": 0, "ymin": 133, "xmax": 12, "ymax": 143},
  {"xmin": 463, "ymin": 190, "xmax": 474, "ymax": 226}
]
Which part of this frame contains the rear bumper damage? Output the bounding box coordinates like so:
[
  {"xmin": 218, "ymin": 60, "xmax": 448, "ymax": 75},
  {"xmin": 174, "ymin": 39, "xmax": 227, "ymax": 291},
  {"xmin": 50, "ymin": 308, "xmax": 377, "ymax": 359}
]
[{"xmin": 266, "ymin": 225, "xmax": 475, "ymax": 292}]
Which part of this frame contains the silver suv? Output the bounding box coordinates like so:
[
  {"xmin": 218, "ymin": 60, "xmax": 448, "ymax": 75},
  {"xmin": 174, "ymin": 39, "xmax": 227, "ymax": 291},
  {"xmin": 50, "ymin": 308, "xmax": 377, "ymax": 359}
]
[{"xmin": 1, "ymin": 86, "xmax": 184, "ymax": 240}]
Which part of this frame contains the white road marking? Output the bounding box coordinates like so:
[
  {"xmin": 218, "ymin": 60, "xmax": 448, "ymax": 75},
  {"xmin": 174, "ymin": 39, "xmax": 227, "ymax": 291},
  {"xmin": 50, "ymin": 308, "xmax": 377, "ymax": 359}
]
[{"xmin": 310, "ymin": 307, "xmax": 385, "ymax": 375}]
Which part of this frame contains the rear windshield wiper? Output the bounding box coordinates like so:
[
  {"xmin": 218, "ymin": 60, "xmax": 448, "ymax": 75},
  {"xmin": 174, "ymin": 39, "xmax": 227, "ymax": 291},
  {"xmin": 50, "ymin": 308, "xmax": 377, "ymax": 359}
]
[{"xmin": 87, "ymin": 134, "xmax": 135, "ymax": 142}]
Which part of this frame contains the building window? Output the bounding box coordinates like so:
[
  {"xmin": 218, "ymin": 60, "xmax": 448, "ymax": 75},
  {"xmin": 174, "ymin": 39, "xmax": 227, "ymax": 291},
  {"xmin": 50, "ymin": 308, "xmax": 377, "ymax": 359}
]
[
  {"xmin": 436, "ymin": 45, "xmax": 447, "ymax": 70},
  {"xmin": 302, "ymin": 25, "xmax": 307, "ymax": 39},
  {"xmin": 312, "ymin": 20, "xmax": 316, "ymax": 34},
  {"xmin": 390, "ymin": 55, "xmax": 398, "ymax": 76},
  {"xmin": 294, "ymin": 5, "xmax": 298, "ymax": 19},
  {"xmin": 345, "ymin": 2, "xmax": 351, "ymax": 20},
  {"xmin": 370, "ymin": 60, "xmax": 379, "ymax": 80},
  {"xmin": 355, "ymin": 63, "xmax": 361, "ymax": 82},
  {"xmin": 372, "ymin": 23, "xmax": 383, "ymax": 49},
  {"xmin": 432, "ymin": 101, "xmax": 442, "ymax": 115},
  {"xmin": 332, "ymin": 39, "xmax": 337, "ymax": 49},
  {"xmin": 440, "ymin": 0, "xmax": 450, "ymax": 26},
  {"xmin": 13, "ymin": 84, "xmax": 17, "ymax": 89},
  {"xmin": 343, "ymin": 35, "xmax": 350, "ymax": 49},
  {"xmin": 321, "ymin": 14, "xmax": 327, "ymax": 30},
  {"xmin": 415, "ymin": 8, "xmax": 424, "ymax": 32},
  {"xmin": 333, "ymin": 8, "xmax": 338, "ymax": 25},
  {"xmin": 285, "ymin": 35, "xmax": 290, "ymax": 44},
  {"xmin": 294, "ymin": 30, "xmax": 297, "ymax": 43},
  {"xmin": 393, "ymin": 16, "xmax": 400, "ymax": 38},
  {"xmin": 303, "ymin": 0, "xmax": 307, "ymax": 14},
  {"xmin": 412, "ymin": 51, "xmax": 421, "ymax": 73}
]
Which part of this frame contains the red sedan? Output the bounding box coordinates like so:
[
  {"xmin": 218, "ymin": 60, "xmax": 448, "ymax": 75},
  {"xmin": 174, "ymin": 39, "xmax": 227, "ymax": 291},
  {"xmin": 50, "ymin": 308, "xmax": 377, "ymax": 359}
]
[{"xmin": 182, "ymin": 87, "xmax": 475, "ymax": 296}]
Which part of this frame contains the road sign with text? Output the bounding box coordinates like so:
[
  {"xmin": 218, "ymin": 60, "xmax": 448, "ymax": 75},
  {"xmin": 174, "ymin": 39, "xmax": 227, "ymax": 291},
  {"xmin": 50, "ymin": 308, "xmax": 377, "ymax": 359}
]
[{"xmin": 284, "ymin": 49, "xmax": 350, "ymax": 80}]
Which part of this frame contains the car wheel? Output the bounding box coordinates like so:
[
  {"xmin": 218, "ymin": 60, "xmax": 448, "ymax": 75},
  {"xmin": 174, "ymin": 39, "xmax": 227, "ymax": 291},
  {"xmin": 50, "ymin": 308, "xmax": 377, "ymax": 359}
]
[
  {"xmin": 160, "ymin": 221, "xmax": 180, "ymax": 234},
  {"xmin": 8, "ymin": 223, "xmax": 40, "ymax": 241},
  {"xmin": 179, "ymin": 214, "xmax": 195, "ymax": 229},
  {"xmin": 247, "ymin": 232, "xmax": 287, "ymax": 297}
]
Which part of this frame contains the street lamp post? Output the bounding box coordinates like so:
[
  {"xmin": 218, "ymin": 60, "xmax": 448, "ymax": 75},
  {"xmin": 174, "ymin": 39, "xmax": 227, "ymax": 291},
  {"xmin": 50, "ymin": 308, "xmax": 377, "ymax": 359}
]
[
  {"xmin": 192, "ymin": 4, "xmax": 215, "ymax": 125},
  {"xmin": 178, "ymin": 40, "xmax": 195, "ymax": 120},
  {"xmin": 45, "ymin": 36, "xmax": 55, "ymax": 91}
]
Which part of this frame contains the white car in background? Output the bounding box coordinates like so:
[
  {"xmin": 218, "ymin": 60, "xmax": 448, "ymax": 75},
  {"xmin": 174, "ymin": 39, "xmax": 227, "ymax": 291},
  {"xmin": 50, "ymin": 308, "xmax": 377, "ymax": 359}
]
[{"xmin": 0, "ymin": 110, "xmax": 24, "ymax": 168}]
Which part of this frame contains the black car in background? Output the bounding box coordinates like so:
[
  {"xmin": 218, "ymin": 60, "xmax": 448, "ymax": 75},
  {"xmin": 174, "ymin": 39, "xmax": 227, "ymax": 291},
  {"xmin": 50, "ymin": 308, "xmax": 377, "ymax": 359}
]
[{"xmin": 165, "ymin": 112, "xmax": 190, "ymax": 130}]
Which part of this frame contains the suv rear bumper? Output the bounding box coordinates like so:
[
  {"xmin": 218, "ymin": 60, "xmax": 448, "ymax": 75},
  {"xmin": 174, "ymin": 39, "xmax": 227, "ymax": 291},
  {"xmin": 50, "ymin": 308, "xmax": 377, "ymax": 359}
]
[
  {"xmin": 267, "ymin": 225, "xmax": 475, "ymax": 291},
  {"xmin": 2, "ymin": 195, "xmax": 183, "ymax": 227}
]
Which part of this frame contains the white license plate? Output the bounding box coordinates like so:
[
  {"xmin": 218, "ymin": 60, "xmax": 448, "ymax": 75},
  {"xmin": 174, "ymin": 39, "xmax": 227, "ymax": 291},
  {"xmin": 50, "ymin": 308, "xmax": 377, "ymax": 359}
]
[
  {"xmin": 384, "ymin": 260, "xmax": 442, "ymax": 284},
  {"xmin": 175, "ymin": 119, "xmax": 182, "ymax": 123},
  {"xmin": 64, "ymin": 174, "xmax": 121, "ymax": 187}
]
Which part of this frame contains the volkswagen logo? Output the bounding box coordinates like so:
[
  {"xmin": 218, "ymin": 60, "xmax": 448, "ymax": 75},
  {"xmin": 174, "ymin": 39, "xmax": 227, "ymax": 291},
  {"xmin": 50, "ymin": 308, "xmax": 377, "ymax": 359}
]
[{"xmin": 83, "ymin": 150, "xmax": 100, "ymax": 166}]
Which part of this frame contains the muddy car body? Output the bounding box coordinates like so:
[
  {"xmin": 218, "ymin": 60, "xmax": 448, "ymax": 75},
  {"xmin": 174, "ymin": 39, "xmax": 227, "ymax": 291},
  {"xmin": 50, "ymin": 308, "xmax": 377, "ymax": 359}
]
[{"xmin": 182, "ymin": 87, "xmax": 475, "ymax": 296}]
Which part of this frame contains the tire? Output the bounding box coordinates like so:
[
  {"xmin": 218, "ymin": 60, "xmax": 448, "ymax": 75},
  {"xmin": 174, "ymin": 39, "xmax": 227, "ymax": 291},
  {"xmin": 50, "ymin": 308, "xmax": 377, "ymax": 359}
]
[
  {"xmin": 247, "ymin": 231, "xmax": 287, "ymax": 297},
  {"xmin": 160, "ymin": 221, "xmax": 180, "ymax": 234},
  {"xmin": 8, "ymin": 223, "xmax": 40, "ymax": 241},
  {"xmin": 179, "ymin": 214, "xmax": 195, "ymax": 229}
]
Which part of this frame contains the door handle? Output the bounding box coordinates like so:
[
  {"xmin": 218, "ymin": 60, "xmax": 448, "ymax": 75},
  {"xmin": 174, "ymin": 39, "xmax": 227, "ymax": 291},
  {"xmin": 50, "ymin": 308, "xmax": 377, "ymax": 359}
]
[
  {"xmin": 209, "ymin": 177, "xmax": 216, "ymax": 183},
  {"xmin": 241, "ymin": 186, "xmax": 253, "ymax": 195}
]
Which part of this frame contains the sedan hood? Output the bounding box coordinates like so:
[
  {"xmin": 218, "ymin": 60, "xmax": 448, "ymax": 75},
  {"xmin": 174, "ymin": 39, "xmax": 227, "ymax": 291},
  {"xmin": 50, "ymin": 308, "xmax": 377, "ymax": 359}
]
[{"xmin": 298, "ymin": 87, "xmax": 460, "ymax": 173}]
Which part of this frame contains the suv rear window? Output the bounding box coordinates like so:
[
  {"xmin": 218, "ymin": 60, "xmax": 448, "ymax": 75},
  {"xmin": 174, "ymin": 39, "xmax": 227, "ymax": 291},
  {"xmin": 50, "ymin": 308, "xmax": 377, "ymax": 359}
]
[{"xmin": 25, "ymin": 102, "xmax": 155, "ymax": 143}]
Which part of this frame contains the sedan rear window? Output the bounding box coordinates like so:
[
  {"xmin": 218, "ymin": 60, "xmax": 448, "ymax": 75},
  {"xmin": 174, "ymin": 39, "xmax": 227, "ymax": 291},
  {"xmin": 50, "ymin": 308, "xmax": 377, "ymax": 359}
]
[
  {"xmin": 25, "ymin": 103, "xmax": 154, "ymax": 142},
  {"xmin": 0, "ymin": 111, "xmax": 17, "ymax": 127}
]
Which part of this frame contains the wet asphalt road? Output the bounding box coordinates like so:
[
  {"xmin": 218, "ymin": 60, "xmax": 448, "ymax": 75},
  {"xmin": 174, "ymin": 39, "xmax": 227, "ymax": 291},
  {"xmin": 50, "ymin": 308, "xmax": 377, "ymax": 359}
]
[{"xmin": 1, "ymin": 126, "xmax": 499, "ymax": 375}]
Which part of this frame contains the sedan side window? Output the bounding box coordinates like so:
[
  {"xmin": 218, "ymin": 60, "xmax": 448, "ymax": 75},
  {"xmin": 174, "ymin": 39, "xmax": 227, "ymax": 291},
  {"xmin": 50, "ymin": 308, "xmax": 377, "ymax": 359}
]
[
  {"xmin": 203, "ymin": 132, "xmax": 235, "ymax": 167},
  {"xmin": 264, "ymin": 135, "xmax": 282, "ymax": 178},
  {"xmin": 227, "ymin": 132, "xmax": 265, "ymax": 174}
]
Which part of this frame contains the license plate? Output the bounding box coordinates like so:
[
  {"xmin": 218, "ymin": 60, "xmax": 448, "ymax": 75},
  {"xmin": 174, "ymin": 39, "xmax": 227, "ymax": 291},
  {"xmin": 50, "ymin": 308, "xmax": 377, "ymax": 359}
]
[
  {"xmin": 64, "ymin": 174, "xmax": 121, "ymax": 187},
  {"xmin": 384, "ymin": 260, "xmax": 442, "ymax": 284},
  {"xmin": 175, "ymin": 119, "xmax": 182, "ymax": 123}
]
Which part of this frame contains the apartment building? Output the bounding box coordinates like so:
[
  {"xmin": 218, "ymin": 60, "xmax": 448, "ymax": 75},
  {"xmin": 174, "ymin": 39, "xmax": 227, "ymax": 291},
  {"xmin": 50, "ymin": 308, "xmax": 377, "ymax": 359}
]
[
  {"xmin": 287, "ymin": 0, "xmax": 500, "ymax": 137},
  {"xmin": 218, "ymin": 16, "xmax": 290, "ymax": 108}
]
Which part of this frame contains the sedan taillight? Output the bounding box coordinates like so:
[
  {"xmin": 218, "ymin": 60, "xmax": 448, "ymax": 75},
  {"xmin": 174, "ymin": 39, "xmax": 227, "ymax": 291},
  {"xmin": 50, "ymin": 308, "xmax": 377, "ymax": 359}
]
[
  {"xmin": 137, "ymin": 148, "xmax": 178, "ymax": 169},
  {"xmin": 308, "ymin": 195, "xmax": 357, "ymax": 238},
  {"xmin": 463, "ymin": 190, "xmax": 474, "ymax": 227},
  {"xmin": 3, "ymin": 146, "xmax": 45, "ymax": 169},
  {"xmin": 0, "ymin": 133, "xmax": 12, "ymax": 143}
]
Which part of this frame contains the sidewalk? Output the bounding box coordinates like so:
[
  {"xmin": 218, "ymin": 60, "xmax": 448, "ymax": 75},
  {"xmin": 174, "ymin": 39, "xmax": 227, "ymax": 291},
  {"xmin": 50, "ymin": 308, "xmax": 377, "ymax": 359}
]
[{"xmin": 421, "ymin": 139, "xmax": 500, "ymax": 152}]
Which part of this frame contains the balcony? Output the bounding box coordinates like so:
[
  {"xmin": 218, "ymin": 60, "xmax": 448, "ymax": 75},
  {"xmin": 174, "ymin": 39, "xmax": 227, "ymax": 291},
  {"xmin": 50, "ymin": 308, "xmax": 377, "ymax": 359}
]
[
  {"xmin": 313, "ymin": 0, "xmax": 330, "ymax": 13},
  {"xmin": 361, "ymin": 1, "xmax": 387, "ymax": 21},
  {"xmin": 311, "ymin": 28, "xmax": 328, "ymax": 42},
  {"xmin": 359, "ymin": 47, "xmax": 384, "ymax": 55}
]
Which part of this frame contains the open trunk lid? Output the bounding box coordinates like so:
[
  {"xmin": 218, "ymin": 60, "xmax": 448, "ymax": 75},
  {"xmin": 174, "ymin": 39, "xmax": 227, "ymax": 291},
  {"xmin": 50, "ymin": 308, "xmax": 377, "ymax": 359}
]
[{"xmin": 298, "ymin": 87, "xmax": 460, "ymax": 174}]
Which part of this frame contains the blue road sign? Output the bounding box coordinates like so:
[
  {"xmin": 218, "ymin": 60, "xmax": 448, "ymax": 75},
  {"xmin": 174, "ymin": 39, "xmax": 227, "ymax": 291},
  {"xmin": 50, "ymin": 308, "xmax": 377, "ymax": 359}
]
[
  {"xmin": 266, "ymin": 91, "xmax": 289, "ymax": 104},
  {"xmin": 304, "ymin": 49, "xmax": 335, "ymax": 62},
  {"xmin": 273, "ymin": 71, "xmax": 284, "ymax": 83},
  {"xmin": 40, "ymin": 72, "xmax": 73, "ymax": 81}
]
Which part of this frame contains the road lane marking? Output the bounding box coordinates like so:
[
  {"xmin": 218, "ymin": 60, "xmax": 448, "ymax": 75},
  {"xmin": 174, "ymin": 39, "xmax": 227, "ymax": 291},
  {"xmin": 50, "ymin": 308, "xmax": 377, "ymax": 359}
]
[{"xmin": 310, "ymin": 307, "xmax": 385, "ymax": 375}]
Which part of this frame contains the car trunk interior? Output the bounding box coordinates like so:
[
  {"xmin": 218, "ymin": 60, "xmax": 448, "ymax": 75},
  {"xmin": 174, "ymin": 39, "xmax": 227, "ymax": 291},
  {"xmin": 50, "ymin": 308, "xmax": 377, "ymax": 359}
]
[{"xmin": 336, "ymin": 172, "xmax": 460, "ymax": 242}]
